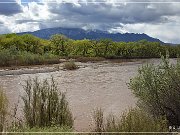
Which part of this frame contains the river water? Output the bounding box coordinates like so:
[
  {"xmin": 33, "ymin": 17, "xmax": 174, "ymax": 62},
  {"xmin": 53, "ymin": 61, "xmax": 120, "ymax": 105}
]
[{"xmin": 0, "ymin": 59, "xmax": 173, "ymax": 131}]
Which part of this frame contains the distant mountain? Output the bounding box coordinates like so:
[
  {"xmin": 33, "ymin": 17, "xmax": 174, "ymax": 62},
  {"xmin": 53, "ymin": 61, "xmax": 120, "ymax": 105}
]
[{"xmin": 17, "ymin": 27, "xmax": 163, "ymax": 43}]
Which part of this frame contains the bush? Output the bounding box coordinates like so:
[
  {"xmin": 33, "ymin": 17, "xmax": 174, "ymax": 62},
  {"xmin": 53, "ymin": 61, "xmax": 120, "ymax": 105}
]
[
  {"xmin": 93, "ymin": 108, "xmax": 168, "ymax": 133},
  {"xmin": 22, "ymin": 77, "xmax": 73, "ymax": 128},
  {"xmin": 63, "ymin": 61, "xmax": 78, "ymax": 70},
  {"xmin": 129, "ymin": 56, "xmax": 180, "ymax": 127},
  {"xmin": 17, "ymin": 51, "xmax": 44, "ymax": 65},
  {"xmin": 0, "ymin": 88, "xmax": 8, "ymax": 132},
  {"xmin": 0, "ymin": 49, "xmax": 60, "ymax": 67},
  {"xmin": 0, "ymin": 49, "xmax": 13, "ymax": 66}
]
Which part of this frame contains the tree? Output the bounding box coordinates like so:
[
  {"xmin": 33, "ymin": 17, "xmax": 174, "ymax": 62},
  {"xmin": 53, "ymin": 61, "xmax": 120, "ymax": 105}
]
[
  {"xmin": 100, "ymin": 39, "xmax": 113, "ymax": 57},
  {"xmin": 69, "ymin": 39, "xmax": 92, "ymax": 56},
  {"xmin": 50, "ymin": 34, "xmax": 68, "ymax": 55},
  {"xmin": 21, "ymin": 34, "xmax": 44, "ymax": 54}
]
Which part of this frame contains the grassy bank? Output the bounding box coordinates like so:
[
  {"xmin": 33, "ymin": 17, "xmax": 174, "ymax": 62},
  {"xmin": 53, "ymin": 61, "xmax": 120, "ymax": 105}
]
[
  {"xmin": 0, "ymin": 49, "xmax": 60, "ymax": 67},
  {"xmin": 0, "ymin": 49, "xmax": 138, "ymax": 68}
]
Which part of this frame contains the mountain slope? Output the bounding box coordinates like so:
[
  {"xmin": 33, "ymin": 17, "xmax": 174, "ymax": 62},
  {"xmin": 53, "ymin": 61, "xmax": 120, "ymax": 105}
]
[{"xmin": 17, "ymin": 27, "xmax": 163, "ymax": 43}]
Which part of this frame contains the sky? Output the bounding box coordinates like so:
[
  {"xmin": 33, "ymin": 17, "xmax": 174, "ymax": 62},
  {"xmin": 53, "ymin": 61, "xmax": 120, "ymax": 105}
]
[{"xmin": 0, "ymin": 0, "xmax": 180, "ymax": 43}]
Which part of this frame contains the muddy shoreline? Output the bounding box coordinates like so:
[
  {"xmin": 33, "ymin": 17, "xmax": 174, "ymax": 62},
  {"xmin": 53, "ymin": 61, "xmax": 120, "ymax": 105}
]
[{"xmin": 0, "ymin": 59, "xmax": 146, "ymax": 76}]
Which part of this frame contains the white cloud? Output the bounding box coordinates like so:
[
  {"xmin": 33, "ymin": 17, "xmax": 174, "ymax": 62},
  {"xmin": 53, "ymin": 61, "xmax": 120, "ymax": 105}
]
[
  {"xmin": 0, "ymin": 0, "xmax": 180, "ymax": 43},
  {"xmin": 112, "ymin": 22, "xmax": 180, "ymax": 43}
]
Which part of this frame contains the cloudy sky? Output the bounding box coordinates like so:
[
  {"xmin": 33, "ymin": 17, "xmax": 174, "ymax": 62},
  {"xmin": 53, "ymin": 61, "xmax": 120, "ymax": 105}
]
[{"xmin": 0, "ymin": 0, "xmax": 180, "ymax": 43}]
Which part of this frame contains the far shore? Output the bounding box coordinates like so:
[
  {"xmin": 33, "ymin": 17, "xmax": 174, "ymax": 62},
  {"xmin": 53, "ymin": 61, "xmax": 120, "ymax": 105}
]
[
  {"xmin": 0, "ymin": 58, "xmax": 148, "ymax": 76},
  {"xmin": 0, "ymin": 57, "xmax": 153, "ymax": 70}
]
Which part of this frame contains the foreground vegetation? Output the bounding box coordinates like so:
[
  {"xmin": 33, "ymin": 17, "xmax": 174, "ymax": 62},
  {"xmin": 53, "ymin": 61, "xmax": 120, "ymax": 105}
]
[
  {"xmin": 0, "ymin": 77, "xmax": 73, "ymax": 134},
  {"xmin": 2, "ymin": 57, "xmax": 180, "ymax": 133},
  {"xmin": 0, "ymin": 33, "xmax": 180, "ymax": 67},
  {"xmin": 21, "ymin": 77, "xmax": 73, "ymax": 128},
  {"xmin": 129, "ymin": 55, "xmax": 180, "ymax": 129},
  {"xmin": 93, "ymin": 108, "xmax": 168, "ymax": 133}
]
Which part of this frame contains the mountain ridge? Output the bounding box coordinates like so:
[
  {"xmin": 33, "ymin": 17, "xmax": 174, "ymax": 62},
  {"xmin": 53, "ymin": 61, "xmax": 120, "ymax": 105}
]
[{"xmin": 17, "ymin": 27, "xmax": 163, "ymax": 43}]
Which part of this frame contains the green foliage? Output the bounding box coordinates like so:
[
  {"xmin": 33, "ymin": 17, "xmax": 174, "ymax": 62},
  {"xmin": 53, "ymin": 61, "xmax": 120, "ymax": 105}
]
[
  {"xmin": 0, "ymin": 88, "xmax": 8, "ymax": 132},
  {"xmin": 93, "ymin": 108, "xmax": 168, "ymax": 133},
  {"xmin": 22, "ymin": 77, "xmax": 73, "ymax": 128},
  {"xmin": 0, "ymin": 49, "xmax": 13, "ymax": 66},
  {"xmin": 0, "ymin": 33, "xmax": 180, "ymax": 67},
  {"xmin": 0, "ymin": 49, "xmax": 59, "ymax": 67},
  {"xmin": 111, "ymin": 108, "xmax": 167, "ymax": 132},
  {"xmin": 129, "ymin": 56, "xmax": 180, "ymax": 126},
  {"xmin": 50, "ymin": 34, "xmax": 68, "ymax": 55},
  {"xmin": 17, "ymin": 51, "xmax": 44, "ymax": 65},
  {"xmin": 20, "ymin": 34, "xmax": 45, "ymax": 54}
]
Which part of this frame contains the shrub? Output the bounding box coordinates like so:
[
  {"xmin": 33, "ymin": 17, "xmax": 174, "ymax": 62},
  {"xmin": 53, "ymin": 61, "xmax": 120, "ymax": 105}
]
[
  {"xmin": 17, "ymin": 51, "xmax": 43, "ymax": 65},
  {"xmin": 0, "ymin": 49, "xmax": 13, "ymax": 66},
  {"xmin": 108, "ymin": 108, "xmax": 167, "ymax": 132},
  {"xmin": 43, "ymin": 53, "xmax": 59, "ymax": 64},
  {"xmin": 0, "ymin": 49, "xmax": 60, "ymax": 67},
  {"xmin": 129, "ymin": 56, "xmax": 180, "ymax": 127},
  {"xmin": 22, "ymin": 77, "xmax": 73, "ymax": 128},
  {"xmin": 63, "ymin": 61, "xmax": 78, "ymax": 70},
  {"xmin": 92, "ymin": 108, "xmax": 168, "ymax": 133},
  {"xmin": 0, "ymin": 88, "xmax": 8, "ymax": 132}
]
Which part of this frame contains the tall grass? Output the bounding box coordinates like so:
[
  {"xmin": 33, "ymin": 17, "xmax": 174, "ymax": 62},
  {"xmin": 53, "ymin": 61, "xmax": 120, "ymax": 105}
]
[
  {"xmin": 92, "ymin": 108, "xmax": 168, "ymax": 134},
  {"xmin": 0, "ymin": 88, "xmax": 8, "ymax": 132},
  {"xmin": 0, "ymin": 49, "xmax": 59, "ymax": 67},
  {"xmin": 93, "ymin": 108, "xmax": 104, "ymax": 132},
  {"xmin": 22, "ymin": 77, "xmax": 73, "ymax": 128}
]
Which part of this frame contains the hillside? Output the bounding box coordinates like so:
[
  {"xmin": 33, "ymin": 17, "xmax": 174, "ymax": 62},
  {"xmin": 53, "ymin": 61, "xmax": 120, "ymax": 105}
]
[{"xmin": 17, "ymin": 27, "xmax": 163, "ymax": 43}]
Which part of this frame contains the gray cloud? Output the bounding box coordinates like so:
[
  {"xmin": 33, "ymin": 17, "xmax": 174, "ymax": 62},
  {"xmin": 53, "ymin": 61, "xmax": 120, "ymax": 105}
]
[
  {"xmin": 15, "ymin": 19, "xmax": 42, "ymax": 24},
  {"xmin": 0, "ymin": 24, "xmax": 10, "ymax": 34},
  {"xmin": 0, "ymin": 0, "xmax": 22, "ymax": 15},
  {"xmin": 1, "ymin": 0, "xmax": 180, "ymax": 43},
  {"xmin": 48, "ymin": 2, "xmax": 180, "ymax": 25}
]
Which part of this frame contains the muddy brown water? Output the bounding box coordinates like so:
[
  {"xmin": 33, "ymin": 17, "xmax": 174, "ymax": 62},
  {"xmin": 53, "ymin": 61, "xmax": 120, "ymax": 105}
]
[{"xmin": 0, "ymin": 59, "xmax": 175, "ymax": 131}]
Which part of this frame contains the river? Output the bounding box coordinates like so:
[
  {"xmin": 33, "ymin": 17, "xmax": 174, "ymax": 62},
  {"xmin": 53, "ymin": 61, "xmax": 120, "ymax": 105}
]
[{"xmin": 0, "ymin": 58, "xmax": 173, "ymax": 131}]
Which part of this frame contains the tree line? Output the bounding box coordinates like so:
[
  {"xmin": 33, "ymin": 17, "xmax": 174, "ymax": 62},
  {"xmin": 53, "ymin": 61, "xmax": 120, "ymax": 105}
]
[{"xmin": 0, "ymin": 33, "xmax": 180, "ymax": 64}]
